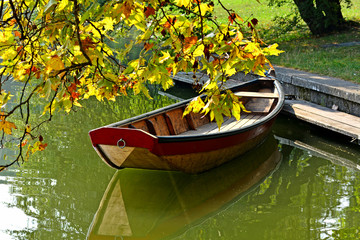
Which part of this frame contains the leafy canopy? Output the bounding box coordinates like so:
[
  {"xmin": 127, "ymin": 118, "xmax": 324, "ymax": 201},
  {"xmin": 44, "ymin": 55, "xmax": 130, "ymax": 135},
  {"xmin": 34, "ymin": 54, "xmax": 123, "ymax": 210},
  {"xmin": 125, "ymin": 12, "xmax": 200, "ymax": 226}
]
[{"xmin": 0, "ymin": 0, "xmax": 282, "ymax": 169}]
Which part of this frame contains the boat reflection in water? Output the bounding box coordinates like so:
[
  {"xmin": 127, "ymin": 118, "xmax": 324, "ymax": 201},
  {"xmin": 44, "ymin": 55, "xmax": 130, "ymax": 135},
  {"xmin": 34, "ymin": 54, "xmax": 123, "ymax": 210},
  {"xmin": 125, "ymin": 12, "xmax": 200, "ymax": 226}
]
[{"xmin": 87, "ymin": 135, "xmax": 282, "ymax": 240}]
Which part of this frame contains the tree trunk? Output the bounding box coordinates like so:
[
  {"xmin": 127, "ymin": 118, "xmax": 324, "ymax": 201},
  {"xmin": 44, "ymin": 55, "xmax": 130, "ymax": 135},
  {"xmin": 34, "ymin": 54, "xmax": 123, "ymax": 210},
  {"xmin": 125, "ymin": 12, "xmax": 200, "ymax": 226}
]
[{"xmin": 293, "ymin": 0, "xmax": 346, "ymax": 35}]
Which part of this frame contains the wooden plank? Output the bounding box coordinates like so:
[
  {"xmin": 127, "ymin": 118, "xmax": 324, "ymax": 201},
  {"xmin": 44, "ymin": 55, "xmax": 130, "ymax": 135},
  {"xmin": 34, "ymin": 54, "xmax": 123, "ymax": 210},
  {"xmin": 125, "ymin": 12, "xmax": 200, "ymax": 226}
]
[
  {"xmin": 190, "ymin": 112, "xmax": 210, "ymax": 128},
  {"xmin": 145, "ymin": 119, "xmax": 157, "ymax": 135},
  {"xmin": 147, "ymin": 115, "xmax": 171, "ymax": 136},
  {"xmin": 239, "ymin": 88, "xmax": 276, "ymax": 113},
  {"xmin": 207, "ymin": 113, "xmax": 264, "ymax": 134},
  {"xmin": 216, "ymin": 115, "xmax": 247, "ymax": 133},
  {"xmin": 178, "ymin": 118, "xmax": 222, "ymax": 135},
  {"xmin": 129, "ymin": 121, "xmax": 149, "ymax": 133},
  {"xmin": 245, "ymin": 98, "xmax": 274, "ymax": 113},
  {"xmin": 241, "ymin": 114, "xmax": 264, "ymax": 128},
  {"xmin": 190, "ymin": 121, "xmax": 219, "ymax": 135},
  {"xmin": 213, "ymin": 114, "xmax": 252, "ymax": 133},
  {"xmin": 164, "ymin": 114, "xmax": 176, "ymax": 135},
  {"xmin": 226, "ymin": 113, "xmax": 258, "ymax": 131},
  {"xmin": 283, "ymin": 100, "xmax": 360, "ymax": 141},
  {"xmin": 164, "ymin": 109, "xmax": 190, "ymax": 135},
  {"xmin": 235, "ymin": 91, "xmax": 278, "ymax": 98},
  {"xmin": 206, "ymin": 117, "xmax": 235, "ymax": 134},
  {"xmin": 185, "ymin": 112, "xmax": 196, "ymax": 130},
  {"xmin": 287, "ymin": 100, "xmax": 360, "ymax": 129}
]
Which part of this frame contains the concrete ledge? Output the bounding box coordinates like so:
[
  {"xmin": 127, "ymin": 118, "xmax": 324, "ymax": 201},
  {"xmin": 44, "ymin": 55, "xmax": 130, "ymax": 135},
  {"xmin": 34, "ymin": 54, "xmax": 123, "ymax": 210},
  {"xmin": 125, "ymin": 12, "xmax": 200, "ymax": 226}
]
[{"xmin": 275, "ymin": 66, "xmax": 360, "ymax": 117}]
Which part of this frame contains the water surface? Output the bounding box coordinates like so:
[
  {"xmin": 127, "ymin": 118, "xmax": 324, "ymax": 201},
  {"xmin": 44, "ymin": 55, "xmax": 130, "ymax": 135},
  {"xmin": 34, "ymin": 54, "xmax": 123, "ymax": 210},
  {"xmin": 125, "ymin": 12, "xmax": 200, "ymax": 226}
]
[{"xmin": 1, "ymin": 89, "xmax": 360, "ymax": 240}]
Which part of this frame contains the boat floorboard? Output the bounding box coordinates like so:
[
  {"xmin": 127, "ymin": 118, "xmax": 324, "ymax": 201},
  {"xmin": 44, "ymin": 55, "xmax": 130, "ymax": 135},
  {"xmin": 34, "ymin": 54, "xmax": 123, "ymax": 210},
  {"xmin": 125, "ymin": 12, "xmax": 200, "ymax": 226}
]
[{"xmin": 178, "ymin": 112, "xmax": 265, "ymax": 136}]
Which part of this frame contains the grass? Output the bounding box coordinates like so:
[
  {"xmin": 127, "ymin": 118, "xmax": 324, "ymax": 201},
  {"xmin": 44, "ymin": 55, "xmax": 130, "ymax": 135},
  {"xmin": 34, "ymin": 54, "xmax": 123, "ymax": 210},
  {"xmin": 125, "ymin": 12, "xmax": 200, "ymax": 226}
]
[
  {"xmin": 215, "ymin": 0, "xmax": 360, "ymax": 83},
  {"xmin": 268, "ymin": 29, "xmax": 360, "ymax": 82}
]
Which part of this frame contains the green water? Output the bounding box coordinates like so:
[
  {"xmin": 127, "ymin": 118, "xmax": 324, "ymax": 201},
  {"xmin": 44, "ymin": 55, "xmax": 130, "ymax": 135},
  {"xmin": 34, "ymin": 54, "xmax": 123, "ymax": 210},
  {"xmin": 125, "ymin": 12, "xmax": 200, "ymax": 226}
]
[{"xmin": 1, "ymin": 90, "xmax": 360, "ymax": 240}]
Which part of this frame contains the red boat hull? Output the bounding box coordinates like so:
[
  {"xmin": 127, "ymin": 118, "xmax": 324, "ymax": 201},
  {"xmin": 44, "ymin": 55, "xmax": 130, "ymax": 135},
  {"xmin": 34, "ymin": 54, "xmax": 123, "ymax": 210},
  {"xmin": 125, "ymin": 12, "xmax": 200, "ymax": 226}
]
[
  {"xmin": 89, "ymin": 117, "xmax": 275, "ymax": 173},
  {"xmin": 89, "ymin": 78, "xmax": 284, "ymax": 173}
]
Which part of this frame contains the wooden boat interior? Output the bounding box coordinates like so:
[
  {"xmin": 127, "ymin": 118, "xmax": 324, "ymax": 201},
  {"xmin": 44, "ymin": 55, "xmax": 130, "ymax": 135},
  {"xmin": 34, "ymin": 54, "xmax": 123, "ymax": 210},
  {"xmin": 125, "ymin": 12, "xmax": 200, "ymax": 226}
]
[{"xmin": 113, "ymin": 79, "xmax": 279, "ymax": 136}]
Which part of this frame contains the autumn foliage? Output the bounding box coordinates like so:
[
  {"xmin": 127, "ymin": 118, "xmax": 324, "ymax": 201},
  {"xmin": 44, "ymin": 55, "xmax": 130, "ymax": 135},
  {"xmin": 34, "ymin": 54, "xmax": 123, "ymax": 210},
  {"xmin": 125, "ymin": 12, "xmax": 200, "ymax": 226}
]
[{"xmin": 0, "ymin": 0, "xmax": 282, "ymax": 169}]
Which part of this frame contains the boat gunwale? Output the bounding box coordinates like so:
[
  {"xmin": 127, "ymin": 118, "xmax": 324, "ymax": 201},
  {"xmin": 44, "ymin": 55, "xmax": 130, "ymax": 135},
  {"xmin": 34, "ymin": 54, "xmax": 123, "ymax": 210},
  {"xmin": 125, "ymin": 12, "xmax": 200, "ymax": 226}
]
[{"xmin": 94, "ymin": 78, "xmax": 284, "ymax": 143}]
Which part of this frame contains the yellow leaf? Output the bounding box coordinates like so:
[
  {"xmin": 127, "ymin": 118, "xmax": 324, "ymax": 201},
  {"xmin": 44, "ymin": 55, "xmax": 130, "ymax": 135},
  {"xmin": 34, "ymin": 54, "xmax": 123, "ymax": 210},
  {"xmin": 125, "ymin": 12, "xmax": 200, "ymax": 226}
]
[
  {"xmin": 199, "ymin": 3, "xmax": 213, "ymax": 16},
  {"xmin": 174, "ymin": 0, "xmax": 191, "ymax": 8},
  {"xmin": 26, "ymin": 124, "xmax": 31, "ymax": 133},
  {"xmin": 224, "ymin": 64, "xmax": 236, "ymax": 76},
  {"xmin": 264, "ymin": 43, "xmax": 284, "ymax": 56},
  {"xmin": 46, "ymin": 55, "xmax": 65, "ymax": 78},
  {"xmin": 58, "ymin": 0, "xmax": 68, "ymax": 11},
  {"xmin": 31, "ymin": 141, "xmax": 48, "ymax": 153},
  {"xmin": 0, "ymin": 119, "xmax": 17, "ymax": 135},
  {"xmin": 159, "ymin": 51, "xmax": 171, "ymax": 63},
  {"xmin": 103, "ymin": 17, "xmax": 115, "ymax": 31},
  {"xmin": 232, "ymin": 102, "xmax": 241, "ymax": 120},
  {"xmin": 193, "ymin": 44, "xmax": 204, "ymax": 57},
  {"xmin": 46, "ymin": 55, "xmax": 65, "ymax": 71}
]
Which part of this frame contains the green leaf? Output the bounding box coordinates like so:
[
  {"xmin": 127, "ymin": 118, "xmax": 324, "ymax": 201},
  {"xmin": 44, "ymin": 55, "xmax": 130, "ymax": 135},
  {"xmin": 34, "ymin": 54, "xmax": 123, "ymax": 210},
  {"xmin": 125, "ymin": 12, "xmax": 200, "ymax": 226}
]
[
  {"xmin": 80, "ymin": 2, "xmax": 98, "ymax": 24},
  {"xmin": 44, "ymin": 0, "xmax": 58, "ymax": 14},
  {"xmin": 43, "ymin": 80, "xmax": 52, "ymax": 99},
  {"xmin": 214, "ymin": 111, "xmax": 224, "ymax": 129}
]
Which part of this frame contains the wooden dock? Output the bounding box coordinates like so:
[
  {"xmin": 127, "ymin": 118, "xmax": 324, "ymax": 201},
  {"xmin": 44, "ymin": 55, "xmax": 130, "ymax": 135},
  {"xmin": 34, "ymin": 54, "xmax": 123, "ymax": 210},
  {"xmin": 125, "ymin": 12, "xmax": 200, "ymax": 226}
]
[
  {"xmin": 282, "ymin": 100, "xmax": 360, "ymax": 144},
  {"xmin": 169, "ymin": 74, "xmax": 360, "ymax": 144}
]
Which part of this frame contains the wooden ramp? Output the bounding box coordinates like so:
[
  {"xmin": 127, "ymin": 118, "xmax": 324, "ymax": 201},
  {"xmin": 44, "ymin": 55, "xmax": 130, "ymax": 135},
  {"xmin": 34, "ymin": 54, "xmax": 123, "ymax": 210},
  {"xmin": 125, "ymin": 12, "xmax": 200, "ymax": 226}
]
[{"xmin": 282, "ymin": 100, "xmax": 360, "ymax": 144}]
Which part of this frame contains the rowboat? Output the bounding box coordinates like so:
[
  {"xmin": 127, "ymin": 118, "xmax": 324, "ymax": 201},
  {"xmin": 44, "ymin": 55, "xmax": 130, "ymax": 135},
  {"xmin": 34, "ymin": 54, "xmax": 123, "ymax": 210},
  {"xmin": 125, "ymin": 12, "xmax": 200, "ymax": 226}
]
[
  {"xmin": 89, "ymin": 77, "xmax": 284, "ymax": 173},
  {"xmin": 87, "ymin": 135, "xmax": 282, "ymax": 240}
]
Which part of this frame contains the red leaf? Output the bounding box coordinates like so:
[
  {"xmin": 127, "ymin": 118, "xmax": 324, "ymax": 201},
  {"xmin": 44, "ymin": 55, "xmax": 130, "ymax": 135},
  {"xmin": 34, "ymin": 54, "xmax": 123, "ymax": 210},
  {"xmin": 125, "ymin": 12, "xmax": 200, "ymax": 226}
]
[
  {"xmin": 144, "ymin": 6, "xmax": 155, "ymax": 18},
  {"xmin": 251, "ymin": 18, "xmax": 259, "ymax": 26},
  {"xmin": 228, "ymin": 13, "xmax": 236, "ymax": 24},
  {"xmin": 14, "ymin": 31, "xmax": 21, "ymax": 38},
  {"xmin": 68, "ymin": 83, "xmax": 77, "ymax": 93},
  {"xmin": 144, "ymin": 42, "xmax": 154, "ymax": 51},
  {"xmin": 21, "ymin": 140, "xmax": 28, "ymax": 147},
  {"xmin": 9, "ymin": 19, "xmax": 16, "ymax": 26},
  {"xmin": 163, "ymin": 17, "xmax": 176, "ymax": 29},
  {"xmin": 71, "ymin": 91, "xmax": 80, "ymax": 99},
  {"xmin": 17, "ymin": 46, "xmax": 23, "ymax": 53},
  {"xmin": 119, "ymin": 75, "xmax": 127, "ymax": 82},
  {"xmin": 38, "ymin": 142, "xmax": 48, "ymax": 151},
  {"xmin": 81, "ymin": 37, "xmax": 96, "ymax": 50},
  {"xmin": 248, "ymin": 18, "xmax": 259, "ymax": 30},
  {"xmin": 120, "ymin": 1, "xmax": 133, "ymax": 18},
  {"xmin": 184, "ymin": 36, "xmax": 198, "ymax": 49},
  {"xmin": 161, "ymin": 29, "xmax": 166, "ymax": 36}
]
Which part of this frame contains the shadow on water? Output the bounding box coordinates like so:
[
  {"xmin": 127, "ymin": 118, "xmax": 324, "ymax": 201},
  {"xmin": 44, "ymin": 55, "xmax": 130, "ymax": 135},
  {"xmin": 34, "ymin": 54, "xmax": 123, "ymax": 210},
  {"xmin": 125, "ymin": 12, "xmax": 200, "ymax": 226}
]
[{"xmin": 87, "ymin": 135, "xmax": 282, "ymax": 240}]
